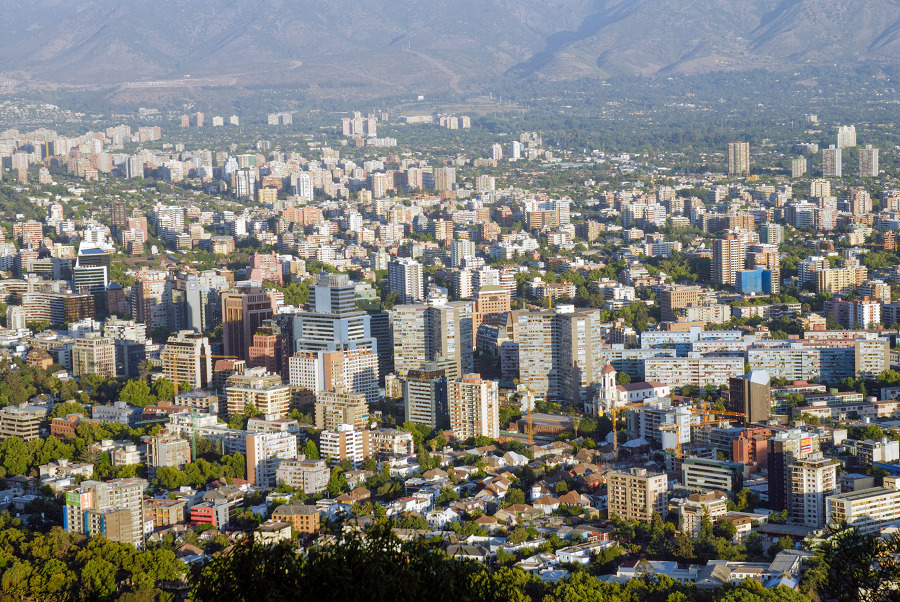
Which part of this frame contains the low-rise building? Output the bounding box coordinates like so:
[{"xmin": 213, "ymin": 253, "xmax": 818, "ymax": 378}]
[{"xmin": 271, "ymin": 503, "xmax": 320, "ymax": 534}]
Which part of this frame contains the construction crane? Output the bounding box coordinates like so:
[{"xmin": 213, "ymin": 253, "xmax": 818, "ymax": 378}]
[
  {"xmin": 695, "ymin": 399, "xmax": 747, "ymax": 423},
  {"xmin": 597, "ymin": 400, "xmax": 647, "ymax": 462}
]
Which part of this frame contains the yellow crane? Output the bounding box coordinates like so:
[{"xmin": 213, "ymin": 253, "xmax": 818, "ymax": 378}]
[{"xmin": 597, "ymin": 401, "xmax": 647, "ymax": 461}]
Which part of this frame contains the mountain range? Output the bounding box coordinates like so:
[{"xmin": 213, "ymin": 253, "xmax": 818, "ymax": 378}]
[{"xmin": 3, "ymin": 0, "xmax": 900, "ymax": 95}]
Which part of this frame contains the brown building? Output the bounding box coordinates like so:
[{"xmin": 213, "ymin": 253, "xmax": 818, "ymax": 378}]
[
  {"xmin": 145, "ymin": 498, "xmax": 186, "ymax": 527},
  {"xmin": 222, "ymin": 288, "xmax": 278, "ymax": 361},
  {"xmin": 660, "ymin": 286, "xmax": 699, "ymax": 323},
  {"xmin": 50, "ymin": 414, "xmax": 100, "ymax": 440},
  {"xmin": 271, "ymin": 503, "xmax": 320, "ymax": 534},
  {"xmin": 247, "ymin": 319, "xmax": 284, "ymax": 374},
  {"xmin": 732, "ymin": 426, "xmax": 772, "ymax": 472},
  {"xmin": 728, "ymin": 371, "xmax": 771, "ymax": 424}
]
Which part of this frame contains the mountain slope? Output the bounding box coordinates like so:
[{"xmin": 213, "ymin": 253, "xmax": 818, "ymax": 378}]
[{"xmin": 2, "ymin": 0, "xmax": 900, "ymax": 92}]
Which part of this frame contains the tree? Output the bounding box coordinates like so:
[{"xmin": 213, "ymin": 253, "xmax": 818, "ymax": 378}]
[
  {"xmin": 49, "ymin": 401, "xmax": 86, "ymax": 419},
  {"xmin": 502, "ymin": 488, "xmax": 526, "ymax": 508},
  {"xmin": 616, "ymin": 371, "xmax": 631, "ymax": 385},
  {"xmin": 507, "ymin": 526, "xmax": 528, "ymax": 545},
  {"xmin": 304, "ymin": 440, "xmax": 320, "ymax": 460},
  {"xmin": 119, "ymin": 379, "xmax": 155, "ymax": 407},
  {"xmin": 152, "ymin": 377, "xmax": 175, "ymax": 403}
]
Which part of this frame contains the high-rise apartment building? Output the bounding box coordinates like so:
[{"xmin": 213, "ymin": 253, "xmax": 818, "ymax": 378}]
[
  {"xmin": 791, "ymin": 453, "xmax": 839, "ymax": 527},
  {"xmin": 404, "ymin": 366, "xmax": 449, "ymax": 430},
  {"xmin": 161, "ymin": 331, "xmax": 213, "ymax": 390},
  {"xmin": 517, "ymin": 309, "xmax": 607, "ymax": 404},
  {"xmin": 822, "ymin": 145, "xmax": 842, "ymax": 178},
  {"xmin": 859, "ymin": 145, "xmax": 879, "ymax": 178},
  {"xmin": 247, "ymin": 319, "xmax": 285, "ymax": 375},
  {"xmin": 727, "ymin": 142, "xmax": 750, "ymax": 177},
  {"xmin": 64, "ymin": 478, "xmax": 146, "ymax": 547},
  {"xmin": 391, "ymin": 301, "xmax": 473, "ymax": 378},
  {"xmin": 314, "ymin": 388, "xmax": 370, "ymax": 431},
  {"xmin": 712, "ymin": 235, "xmax": 746, "ymax": 287},
  {"xmin": 768, "ymin": 430, "xmax": 820, "ymax": 512},
  {"xmin": 222, "ymin": 287, "xmax": 277, "ymax": 361},
  {"xmin": 388, "ymin": 258, "xmax": 424, "ymax": 304},
  {"xmin": 836, "ymin": 124, "xmax": 857, "ymax": 149},
  {"xmin": 607, "ymin": 468, "xmax": 668, "ymax": 522},
  {"xmin": 289, "ymin": 349, "xmax": 379, "ymax": 405},
  {"xmin": 246, "ymin": 432, "xmax": 297, "ymax": 487},
  {"xmin": 448, "ymin": 374, "xmax": 499, "ymax": 440}
]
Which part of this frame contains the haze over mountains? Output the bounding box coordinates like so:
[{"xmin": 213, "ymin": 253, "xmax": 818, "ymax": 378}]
[{"xmin": 3, "ymin": 0, "xmax": 900, "ymax": 94}]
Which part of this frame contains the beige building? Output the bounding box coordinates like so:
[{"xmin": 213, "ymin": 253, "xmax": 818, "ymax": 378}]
[
  {"xmin": 246, "ymin": 432, "xmax": 297, "ymax": 487},
  {"xmin": 791, "ymin": 453, "xmax": 839, "ymax": 527},
  {"xmin": 314, "ymin": 388, "xmax": 369, "ymax": 431},
  {"xmin": 271, "ymin": 503, "xmax": 320, "ymax": 534},
  {"xmin": 161, "ymin": 331, "xmax": 213, "ymax": 390},
  {"xmin": 679, "ymin": 491, "xmax": 728, "ymax": 537},
  {"xmin": 826, "ymin": 485, "xmax": 900, "ymax": 534},
  {"xmin": 274, "ymin": 458, "xmax": 330, "ymax": 493},
  {"xmin": 448, "ymin": 374, "xmax": 499, "ymax": 440},
  {"xmin": 64, "ymin": 478, "xmax": 146, "ymax": 547},
  {"xmin": 0, "ymin": 403, "xmax": 50, "ymax": 440},
  {"xmin": 71, "ymin": 334, "xmax": 117, "ymax": 378},
  {"xmin": 144, "ymin": 434, "xmax": 191, "ymax": 473},
  {"xmin": 225, "ymin": 367, "xmax": 291, "ymax": 418},
  {"xmin": 607, "ymin": 468, "xmax": 668, "ymax": 522}
]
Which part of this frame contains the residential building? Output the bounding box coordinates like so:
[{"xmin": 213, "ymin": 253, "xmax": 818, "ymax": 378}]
[
  {"xmin": 160, "ymin": 331, "xmax": 212, "ymax": 390},
  {"xmin": 679, "ymin": 491, "xmax": 729, "ymax": 537},
  {"xmin": 225, "ymin": 368, "xmax": 291, "ymax": 418},
  {"xmin": 607, "ymin": 468, "xmax": 668, "ymax": 522},
  {"xmin": 826, "ymin": 486, "xmax": 900, "ymax": 534},
  {"xmin": 822, "ymin": 145, "xmax": 842, "ymax": 178},
  {"xmin": 790, "ymin": 453, "xmax": 839, "ymax": 527},
  {"xmin": 64, "ymin": 478, "xmax": 146, "ymax": 547},
  {"xmin": 768, "ymin": 430, "xmax": 821, "ymax": 512},
  {"xmin": 448, "ymin": 374, "xmax": 500, "ymax": 440},
  {"xmin": 404, "ymin": 366, "xmax": 449, "ymax": 430},
  {"xmin": 246, "ymin": 431, "xmax": 298, "ymax": 487},
  {"xmin": 859, "ymin": 145, "xmax": 879, "ymax": 178},
  {"xmin": 314, "ymin": 388, "xmax": 369, "ymax": 431},
  {"xmin": 274, "ymin": 458, "xmax": 329, "ymax": 493},
  {"xmin": 727, "ymin": 142, "xmax": 749, "ymax": 177},
  {"xmin": 320, "ymin": 424, "xmax": 369, "ymax": 464},
  {"xmin": 681, "ymin": 457, "xmax": 745, "ymax": 494},
  {"xmin": 71, "ymin": 334, "xmax": 116, "ymax": 378},
  {"xmin": 271, "ymin": 504, "xmax": 320, "ymax": 534},
  {"xmin": 0, "ymin": 402, "xmax": 50, "ymax": 440},
  {"xmin": 144, "ymin": 434, "xmax": 191, "ymax": 474},
  {"xmin": 388, "ymin": 258, "xmax": 424, "ymax": 304}
]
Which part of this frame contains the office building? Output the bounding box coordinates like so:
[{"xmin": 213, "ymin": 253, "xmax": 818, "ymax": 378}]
[
  {"xmin": 791, "ymin": 454, "xmax": 839, "ymax": 527},
  {"xmin": 681, "ymin": 457, "xmax": 745, "ymax": 494},
  {"xmin": 247, "ymin": 319, "xmax": 285, "ymax": 375},
  {"xmin": 822, "ymin": 145, "xmax": 842, "ymax": 178},
  {"xmin": 222, "ymin": 287, "xmax": 277, "ymax": 360},
  {"xmin": 727, "ymin": 142, "xmax": 750, "ymax": 177},
  {"xmin": 404, "ymin": 366, "xmax": 449, "ymax": 430},
  {"xmin": 607, "ymin": 468, "xmax": 668, "ymax": 522},
  {"xmin": 728, "ymin": 371, "xmax": 771, "ymax": 424},
  {"xmin": 448, "ymin": 374, "xmax": 499, "ymax": 440},
  {"xmin": 292, "ymin": 273, "xmax": 377, "ymax": 353},
  {"xmin": 246, "ymin": 432, "xmax": 297, "ymax": 488},
  {"xmin": 0, "ymin": 402, "xmax": 50, "ymax": 440},
  {"xmin": 314, "ymin": 388, "xmax": 369, "ymax": 431},
  {"xmin": 160, "ymin": 331, "xmax": 212, "ymax": 390},
  {"xmin": 388, "ymin": 258, "xmax": 424, "ymax": 304},
  {"xmin": 64, "ymin": 478, "xmax": 146, "ymax": 547}
]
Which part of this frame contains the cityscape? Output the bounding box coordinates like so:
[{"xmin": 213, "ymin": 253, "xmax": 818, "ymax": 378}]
[{"xmin": 4, "ymin": 3, "xmax": 900, "ymax": 602}]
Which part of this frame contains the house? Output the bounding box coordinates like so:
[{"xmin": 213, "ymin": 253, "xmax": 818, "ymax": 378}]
[
  {"xmin": 517, "ymin": 552, "xmax": 558, "ymax": 574},
  {"xmin": 255, "ymin": 521, "xmax": 292, "ymax": 545},
  {"xmin": 557, "ymin": 540, "xmax": 616, "ymax": 565},
  {"xmin": 446, "ymin": 543, "xmax": 490, "ymax": 562},
  {"xmin": 426, "ymin": 508, "xmax": 460, "ymax": 529},
  {"xmin": 531, "ymin": 495, "xmax": 560, "ymax": 514},
  {"xmin": 555, "ymin": 490, "xmax": 592, "ymax": 508}
]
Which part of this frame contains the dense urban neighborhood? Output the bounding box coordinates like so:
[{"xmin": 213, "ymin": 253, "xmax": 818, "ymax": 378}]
[{"xmin": 0, "ymin": 100, "xmax": 899, "ymax": 600}]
